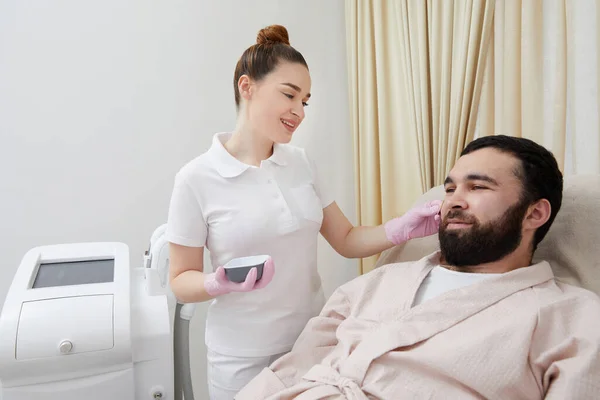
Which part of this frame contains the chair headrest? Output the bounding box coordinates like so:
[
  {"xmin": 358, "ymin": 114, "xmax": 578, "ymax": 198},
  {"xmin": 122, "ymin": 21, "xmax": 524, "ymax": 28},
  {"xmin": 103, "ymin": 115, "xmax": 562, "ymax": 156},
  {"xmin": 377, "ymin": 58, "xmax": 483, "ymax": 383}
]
[{"xmin": 374, "ymin": 175, "xmax": 600, "ymax": 295}]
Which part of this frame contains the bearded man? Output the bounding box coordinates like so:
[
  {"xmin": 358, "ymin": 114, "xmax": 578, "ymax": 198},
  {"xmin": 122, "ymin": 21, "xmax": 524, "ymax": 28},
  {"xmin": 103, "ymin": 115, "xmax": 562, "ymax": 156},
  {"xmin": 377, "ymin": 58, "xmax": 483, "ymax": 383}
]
[{"xmin": 236, "ymin": 135, "xmax": 600, "ymax": 400}]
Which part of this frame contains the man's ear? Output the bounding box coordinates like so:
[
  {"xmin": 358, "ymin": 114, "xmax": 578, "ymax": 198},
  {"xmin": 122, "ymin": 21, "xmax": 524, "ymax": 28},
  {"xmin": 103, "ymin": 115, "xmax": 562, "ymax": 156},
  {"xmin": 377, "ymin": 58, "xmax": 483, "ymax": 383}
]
[
  {"xmin": 524, "ymin": 199, "xmax": 551, "ymax": 230},
  {"xmin": 238, "ymin": 75, "xmax": 253, "ymax": 102}
]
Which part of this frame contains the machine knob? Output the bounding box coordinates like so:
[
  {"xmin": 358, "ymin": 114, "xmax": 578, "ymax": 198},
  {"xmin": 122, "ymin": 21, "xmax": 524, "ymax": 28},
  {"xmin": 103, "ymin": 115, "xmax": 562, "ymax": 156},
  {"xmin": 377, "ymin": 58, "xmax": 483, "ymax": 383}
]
[
  {"xmin": 59, "ymin": 340, "xmax": 73, "ymax": 354},
  {"xmin": 150, "ymin": 386, "xmax": 165, "ymax": 399}
]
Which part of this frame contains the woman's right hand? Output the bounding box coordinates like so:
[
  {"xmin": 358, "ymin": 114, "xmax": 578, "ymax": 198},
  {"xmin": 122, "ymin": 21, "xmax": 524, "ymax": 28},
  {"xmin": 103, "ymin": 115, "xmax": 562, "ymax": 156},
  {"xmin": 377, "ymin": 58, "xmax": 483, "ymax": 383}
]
[{"xmin": 203, "ymin": 256, "xmax": 275, "ymax": 297}]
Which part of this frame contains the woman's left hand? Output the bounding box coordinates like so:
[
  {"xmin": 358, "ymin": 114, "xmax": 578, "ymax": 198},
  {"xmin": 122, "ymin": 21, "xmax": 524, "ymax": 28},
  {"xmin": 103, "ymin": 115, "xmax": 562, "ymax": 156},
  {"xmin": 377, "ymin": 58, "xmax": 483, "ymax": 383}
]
[{"xmin": 384, "ymin": 200, "xmax": 443, "ymax": 245}]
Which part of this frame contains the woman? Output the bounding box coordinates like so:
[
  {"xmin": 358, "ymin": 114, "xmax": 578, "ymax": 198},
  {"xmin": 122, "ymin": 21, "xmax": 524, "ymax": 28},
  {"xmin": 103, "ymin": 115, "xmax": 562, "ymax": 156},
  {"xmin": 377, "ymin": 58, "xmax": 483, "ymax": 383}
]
[{"xmin": 166, "ymin": 24, "xmax": 441, "ymax": 399}]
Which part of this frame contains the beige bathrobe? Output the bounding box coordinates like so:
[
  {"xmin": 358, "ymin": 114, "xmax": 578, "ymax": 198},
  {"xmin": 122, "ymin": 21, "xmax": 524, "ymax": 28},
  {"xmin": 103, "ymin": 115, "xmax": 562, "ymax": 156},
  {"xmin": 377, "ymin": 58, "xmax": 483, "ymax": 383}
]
[{"xmin": 236, "ymin": 252, "xmax": 600, "ymax": 399}]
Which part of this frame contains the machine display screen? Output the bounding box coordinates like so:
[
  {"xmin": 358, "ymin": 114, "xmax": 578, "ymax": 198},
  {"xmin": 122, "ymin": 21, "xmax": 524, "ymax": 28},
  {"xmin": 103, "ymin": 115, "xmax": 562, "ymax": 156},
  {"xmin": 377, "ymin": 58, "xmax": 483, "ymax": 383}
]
[{"xmin": 32, "ymin": 259, "xmax": 115, "ymax": 288}]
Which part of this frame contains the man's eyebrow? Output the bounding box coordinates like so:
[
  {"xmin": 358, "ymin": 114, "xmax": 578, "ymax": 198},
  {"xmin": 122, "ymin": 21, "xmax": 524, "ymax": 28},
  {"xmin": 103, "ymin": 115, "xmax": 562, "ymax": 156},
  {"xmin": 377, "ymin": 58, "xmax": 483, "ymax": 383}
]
[
  {"xmin": 282, "ymin": 82, "xmax": 311, "ymax": 98},
  {"xmin": 466, "ymin": 174, "xmax": 499, "ymax": 185},
  {"xmin": 444, "ymin": 174, "xmax": 499, "ymax": 186}
]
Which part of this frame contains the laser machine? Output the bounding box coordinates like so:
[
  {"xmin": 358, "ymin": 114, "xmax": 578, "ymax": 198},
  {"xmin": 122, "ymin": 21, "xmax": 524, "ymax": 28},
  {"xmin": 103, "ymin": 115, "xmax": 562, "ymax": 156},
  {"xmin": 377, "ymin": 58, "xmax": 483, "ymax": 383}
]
[{"xmin": 0, "ymin": 224, "xmax": 197, "ymax": 399}]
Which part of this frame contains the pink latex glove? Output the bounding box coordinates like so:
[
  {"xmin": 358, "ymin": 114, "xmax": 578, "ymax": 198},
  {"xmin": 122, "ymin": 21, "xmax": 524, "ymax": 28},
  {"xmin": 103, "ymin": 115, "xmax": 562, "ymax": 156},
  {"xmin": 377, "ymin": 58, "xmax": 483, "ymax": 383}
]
[
  {"xmin": 384, "ymin": 200, "xmax": 443, "ymax": 245},
  {"xmin": 204, "ymin": 257, "xmax": 275, "ymax": 297}
]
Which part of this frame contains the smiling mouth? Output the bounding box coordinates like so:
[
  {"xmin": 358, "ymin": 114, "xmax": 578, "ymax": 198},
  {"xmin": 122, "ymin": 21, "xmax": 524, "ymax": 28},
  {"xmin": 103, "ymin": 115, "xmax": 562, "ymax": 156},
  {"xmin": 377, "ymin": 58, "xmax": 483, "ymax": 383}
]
[{"xmin": 281, "ymin": 119, "xmax": 296, "ymax": 131}]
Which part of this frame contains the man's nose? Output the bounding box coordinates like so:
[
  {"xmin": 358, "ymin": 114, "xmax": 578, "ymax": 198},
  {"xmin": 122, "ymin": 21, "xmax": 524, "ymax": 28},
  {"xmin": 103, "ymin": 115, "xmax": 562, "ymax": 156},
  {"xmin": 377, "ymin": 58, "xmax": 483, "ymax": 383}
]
[{"xmin": 445, "ymin": 191, "xmax": 468, "ymax": 210}]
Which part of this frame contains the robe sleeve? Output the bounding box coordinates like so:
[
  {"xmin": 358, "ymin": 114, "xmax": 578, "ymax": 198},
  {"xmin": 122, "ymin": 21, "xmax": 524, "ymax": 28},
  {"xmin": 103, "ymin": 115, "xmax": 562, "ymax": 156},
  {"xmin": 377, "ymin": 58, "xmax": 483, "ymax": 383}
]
[
  {"xmin": 235, "ymin": 286, "xmax": 352, "ymax": 399},
  {"xmin": 530, "ymin": 291, "xmax": 600, "ymax": 399}
]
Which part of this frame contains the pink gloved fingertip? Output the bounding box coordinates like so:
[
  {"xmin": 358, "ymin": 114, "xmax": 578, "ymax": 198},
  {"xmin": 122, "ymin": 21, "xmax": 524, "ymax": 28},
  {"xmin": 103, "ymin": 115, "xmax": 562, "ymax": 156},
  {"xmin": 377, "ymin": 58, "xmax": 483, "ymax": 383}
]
[
  {"xmin": 254, "ymin": 259, "xmax": 275, "ymax": 289},
  {"xmin": 213, "ymin": 266, "xmax": 227, "ymax": 285},
  {"xmin": 241, "ymin": 267, "xmax": 258, "ymax": 290}
]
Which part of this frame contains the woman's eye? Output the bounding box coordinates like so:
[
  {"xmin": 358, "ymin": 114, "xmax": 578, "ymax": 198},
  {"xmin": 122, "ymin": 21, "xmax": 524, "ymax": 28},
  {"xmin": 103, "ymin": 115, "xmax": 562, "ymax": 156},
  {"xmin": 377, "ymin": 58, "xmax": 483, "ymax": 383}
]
[{"xmin": 283, "ymin": 92, "xmax": 308, "ymax": 106}]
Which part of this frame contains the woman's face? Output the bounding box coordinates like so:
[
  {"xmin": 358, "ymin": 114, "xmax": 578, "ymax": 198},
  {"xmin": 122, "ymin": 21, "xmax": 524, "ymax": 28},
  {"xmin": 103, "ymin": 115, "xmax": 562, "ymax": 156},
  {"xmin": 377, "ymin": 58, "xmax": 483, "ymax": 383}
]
[{"xmin": 241, "ymin": 61, "xmax": 311, "ymax": 144}]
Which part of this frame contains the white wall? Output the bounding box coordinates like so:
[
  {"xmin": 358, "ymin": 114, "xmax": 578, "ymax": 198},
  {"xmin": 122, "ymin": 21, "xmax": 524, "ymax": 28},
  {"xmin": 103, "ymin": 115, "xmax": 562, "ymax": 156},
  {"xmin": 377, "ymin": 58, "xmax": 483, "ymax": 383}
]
[{"xmin": 0, "ymin": 0, "xmax": 356, "ymax": 397}]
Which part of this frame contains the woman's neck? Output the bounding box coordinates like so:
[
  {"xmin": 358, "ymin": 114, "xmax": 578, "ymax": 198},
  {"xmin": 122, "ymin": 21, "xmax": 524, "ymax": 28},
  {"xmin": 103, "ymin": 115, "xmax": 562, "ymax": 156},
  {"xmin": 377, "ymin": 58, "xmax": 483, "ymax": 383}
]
[{"xmin": 225, "ymin": 122, "xmax": 274, "ymax": 167}]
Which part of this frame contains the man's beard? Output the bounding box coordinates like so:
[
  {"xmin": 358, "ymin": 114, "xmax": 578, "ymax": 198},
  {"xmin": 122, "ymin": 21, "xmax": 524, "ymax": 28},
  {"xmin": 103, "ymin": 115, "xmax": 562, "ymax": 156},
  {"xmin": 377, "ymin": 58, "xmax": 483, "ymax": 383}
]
[{"xmin": 439, "ymin": 199, "xmax": 530, "ymax": 268}]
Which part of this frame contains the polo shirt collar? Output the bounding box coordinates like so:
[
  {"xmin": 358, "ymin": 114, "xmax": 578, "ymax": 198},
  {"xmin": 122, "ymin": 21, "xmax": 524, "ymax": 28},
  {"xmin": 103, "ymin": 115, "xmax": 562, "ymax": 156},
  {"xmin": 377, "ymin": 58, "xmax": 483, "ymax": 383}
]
[{"xmin": 209, "ymin": 132, "xmax": 287, "ymax": 178}]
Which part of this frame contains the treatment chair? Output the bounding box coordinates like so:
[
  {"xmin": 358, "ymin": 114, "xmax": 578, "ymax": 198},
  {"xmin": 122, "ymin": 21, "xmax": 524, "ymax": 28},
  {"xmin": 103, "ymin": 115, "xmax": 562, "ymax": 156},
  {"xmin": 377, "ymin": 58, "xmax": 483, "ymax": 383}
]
[
  {"xmin": 145, "ymin": 175, "xmax": 599, "ymax": 399},
  {"xmin": 374, "ymin": 174, "xmax": 600, "ymax": 296}
]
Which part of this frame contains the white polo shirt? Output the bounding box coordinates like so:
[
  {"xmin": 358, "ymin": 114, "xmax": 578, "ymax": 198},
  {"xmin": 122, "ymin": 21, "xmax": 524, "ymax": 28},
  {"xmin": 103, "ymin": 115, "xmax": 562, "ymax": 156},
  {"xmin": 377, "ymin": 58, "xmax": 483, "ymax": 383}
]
[{"xmin": 166, "ymin": 132, "xmax": 334, "ymax": 357}]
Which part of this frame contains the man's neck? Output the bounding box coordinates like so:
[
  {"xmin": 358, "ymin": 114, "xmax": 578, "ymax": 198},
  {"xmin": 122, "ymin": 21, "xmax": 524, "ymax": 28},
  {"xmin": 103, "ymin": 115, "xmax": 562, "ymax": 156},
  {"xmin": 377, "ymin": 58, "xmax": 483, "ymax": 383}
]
[{"xmin": 440, "ymin": 247, "xmax": 533, "ymax": 274}]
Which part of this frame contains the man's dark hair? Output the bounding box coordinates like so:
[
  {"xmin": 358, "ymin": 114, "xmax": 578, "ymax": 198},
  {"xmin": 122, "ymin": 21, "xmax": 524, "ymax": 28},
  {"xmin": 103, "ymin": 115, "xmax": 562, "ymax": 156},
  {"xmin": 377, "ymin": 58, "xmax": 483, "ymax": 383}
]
[{"xmin": 461, "ymin": 135, "xmax": 563, "ymax": 250}]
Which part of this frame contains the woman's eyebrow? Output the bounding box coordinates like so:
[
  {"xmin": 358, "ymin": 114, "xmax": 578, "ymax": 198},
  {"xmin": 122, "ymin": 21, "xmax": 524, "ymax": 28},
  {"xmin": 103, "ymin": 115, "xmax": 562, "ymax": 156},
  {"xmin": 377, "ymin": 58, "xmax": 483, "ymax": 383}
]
[{"xmin": 281, "ymin": 82, "xmax": 311, "ymax": 98}]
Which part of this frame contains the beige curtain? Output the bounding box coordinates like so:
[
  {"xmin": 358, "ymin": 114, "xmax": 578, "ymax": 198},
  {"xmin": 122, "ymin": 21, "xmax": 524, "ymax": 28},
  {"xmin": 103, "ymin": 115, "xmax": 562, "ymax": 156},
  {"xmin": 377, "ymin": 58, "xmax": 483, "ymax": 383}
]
[
  {"xmin": 476, "ymin": 0, "xmax": 567, "ymax": 169},
  {"xmin": 477, "ymin": 0, "xmax": 600, "ymax": 175},
  {"xmin": 562, "ymin": 0, "xmax": 600, "ymax": 174},
  {"xmin": 346, "ymin": 0, "xmax": 495, "ymax": 274}
]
